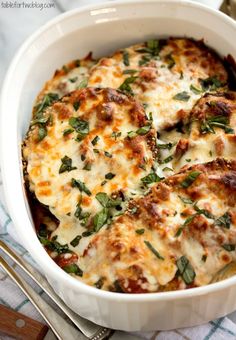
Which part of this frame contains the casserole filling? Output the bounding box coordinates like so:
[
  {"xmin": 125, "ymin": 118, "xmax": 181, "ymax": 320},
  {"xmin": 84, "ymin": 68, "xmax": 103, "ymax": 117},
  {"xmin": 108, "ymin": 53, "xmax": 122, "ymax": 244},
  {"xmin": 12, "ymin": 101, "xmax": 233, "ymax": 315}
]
[{"xmin": 22, "ymin": 37, "xmax": 236, "ymax": 293}]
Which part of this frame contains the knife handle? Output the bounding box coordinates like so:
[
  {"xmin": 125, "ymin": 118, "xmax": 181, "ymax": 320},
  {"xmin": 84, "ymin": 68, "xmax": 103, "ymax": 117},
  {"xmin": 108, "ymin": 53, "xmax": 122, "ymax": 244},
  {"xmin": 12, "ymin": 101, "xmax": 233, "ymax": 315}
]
[{"xmin": 0, "ymin": 304, "xmax": 48, "ymax": 339}]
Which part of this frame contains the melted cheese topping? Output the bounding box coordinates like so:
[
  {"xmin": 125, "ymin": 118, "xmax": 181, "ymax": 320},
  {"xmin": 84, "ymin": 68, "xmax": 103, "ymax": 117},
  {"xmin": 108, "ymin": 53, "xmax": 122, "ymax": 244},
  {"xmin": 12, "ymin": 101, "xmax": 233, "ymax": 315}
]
[
  {"xmin": 22, "ymin": 37, "xmax": 236, "ymax": 293},
  {"xmin": 23, "ymin": 87, "xmax": 156, "ymax": 252},
  {"xmin": 88, "ymin": 38, "xmax": 228, "ymax": 131},
  {"xmin": 80, "ymin": 160, "xmax": 236, "ymax": 292}
]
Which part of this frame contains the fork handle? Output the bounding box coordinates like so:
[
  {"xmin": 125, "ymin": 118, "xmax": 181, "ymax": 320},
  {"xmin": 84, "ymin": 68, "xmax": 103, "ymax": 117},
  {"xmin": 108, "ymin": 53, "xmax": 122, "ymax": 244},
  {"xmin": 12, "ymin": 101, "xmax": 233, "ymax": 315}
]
[{"xmin": 0, "ymin": 304, "xmax": 48, "ymax": 340}]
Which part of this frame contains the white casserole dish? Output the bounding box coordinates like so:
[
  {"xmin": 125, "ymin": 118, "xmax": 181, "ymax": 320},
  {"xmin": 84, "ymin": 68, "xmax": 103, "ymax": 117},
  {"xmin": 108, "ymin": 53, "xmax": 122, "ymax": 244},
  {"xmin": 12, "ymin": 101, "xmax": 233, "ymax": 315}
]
[{"xmin": 1, "ymin": 0, "xmax": 236, "ymax": 331}]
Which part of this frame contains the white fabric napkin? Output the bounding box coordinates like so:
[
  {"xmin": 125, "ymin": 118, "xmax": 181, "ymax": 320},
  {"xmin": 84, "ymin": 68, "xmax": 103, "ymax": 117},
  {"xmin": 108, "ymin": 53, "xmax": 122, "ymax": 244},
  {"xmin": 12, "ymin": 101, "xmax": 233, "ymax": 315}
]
[{"xmin": 1, "ymin": 1, "xmax": 236, "ymax": 339}]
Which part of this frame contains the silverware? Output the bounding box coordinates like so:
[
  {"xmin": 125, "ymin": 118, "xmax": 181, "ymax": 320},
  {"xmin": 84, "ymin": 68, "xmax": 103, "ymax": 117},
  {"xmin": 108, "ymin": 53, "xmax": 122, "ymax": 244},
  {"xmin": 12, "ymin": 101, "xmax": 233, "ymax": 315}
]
[{"xmin": 0, "ymin": 241, "xmax": 112, "ymax": 340}]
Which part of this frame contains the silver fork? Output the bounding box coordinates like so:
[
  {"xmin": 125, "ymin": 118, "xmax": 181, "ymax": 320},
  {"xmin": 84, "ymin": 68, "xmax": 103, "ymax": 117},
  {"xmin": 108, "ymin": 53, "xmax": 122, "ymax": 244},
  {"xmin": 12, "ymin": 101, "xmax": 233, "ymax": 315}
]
[{"xmin": 0, "ymin": 241, "xmax": 112, "ymax": 340}]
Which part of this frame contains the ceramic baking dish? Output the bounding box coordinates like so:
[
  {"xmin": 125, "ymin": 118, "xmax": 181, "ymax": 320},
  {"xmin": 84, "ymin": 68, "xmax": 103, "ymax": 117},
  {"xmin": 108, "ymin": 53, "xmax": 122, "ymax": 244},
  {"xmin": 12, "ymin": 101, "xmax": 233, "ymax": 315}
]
[{"xmin": 1, "ymin": 0, "xmax": 236, "ymax": 331}]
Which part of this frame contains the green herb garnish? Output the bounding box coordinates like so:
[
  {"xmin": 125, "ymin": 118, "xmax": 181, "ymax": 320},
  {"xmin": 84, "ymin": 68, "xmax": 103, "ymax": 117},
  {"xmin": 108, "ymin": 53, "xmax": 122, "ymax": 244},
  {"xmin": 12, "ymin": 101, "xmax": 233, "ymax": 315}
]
[
  {"xmin": 104, "ymin": 151, "xmax": 112, "ymax": 158},
  {"xmin": 63, "ymin": 263, "xmax": 83, "ymax": 276},
  {"xmin": 157, "ymin": 142, "xmax": 174, "ymax": 150},
  {"xmin": 77, "ymin": 79, "xmax": 88, "ymax": 89},
  {"xmin": 215, "ymin": 212, "xmax": 231, "ymax": 229},
  {"xmin": 123, "ymin": 69, "xmax": 137, "ymax": 75},
  {"xmin": 141, "ymin": 172, "xmax": 163, "ymax": 185},
  {"xmin": 136, "ymin": 229, "xmax": 145, "ymax": 235},
  {"xmin": 93, "ymin": 208, "xmax": 109, "ymax": 232},
  {"xmin": 59, "ymin": 156, "xmax": 77, "ymax": 174},
  {"xmin": 222, "ymin": 244, "xmax": 235, "ymax": 252},
  {"xmin": 91, "ymin": 135, "xmax": 99, "ymax": 146},
  {"xmin": 70, "ymin": 235, "xmax": 82, "ymax": 247},
  {"xmin": 69, "ymin": 117, "xmax": 89, "ymax": 141},
  {"xmin": 69, "ymin": 77, "xmax": 78, "ymax": 83},
  {"xmin": 105, "ymin": 173, "xmax": 115, "ymax": 180},
  {"xmin": 94, "ymin": 277, "xmax": 105, "ymax": 289},
  {"xmin": 176, "ymin": 256, "xmax": 196, "ymax": 285},
  {"xmin": 199, "ymin": 76, "xmax": 223, "ymax": 91},
  {"xmin": 118, "ymin": 76, "xmax": 137, "ymax": 95},
  {"xmin": 190, "ymin": 84, "xmax": 202, "ymax": 94},
  {"xmin": 123, "ymin": 50, "xmax": 130, "ymax": 66},
  {"xmin": 71, "ymin": 178, "xmax": 91, "ymax": 196},
  {"xmin": 73, "ymin": 102, "xmax": 80, "ymax": 111},
  {"xmin": 173, "ymin": 91, "xmax": 190, "ymax": 102},
  {"xmin": 180, "ymin": 171, "xmax": 201, "ymax": 188},
  {"xmin": 178, "ymin": 196, "xmax": 194, "ymax": 204},
  {"xmin": 63, "ymin": 128, "xmax": 74, "ymax": 136},
  {"xmin": 200, "ymin": 115, "xmax": 234, "ymax": 135},
  {"xmin": 144, "ymin": 240, "xmax": 164, "ymax": 260},
  {"xmin": 136, "ymin": 125, "xmax": 151, "ymax": 135}
]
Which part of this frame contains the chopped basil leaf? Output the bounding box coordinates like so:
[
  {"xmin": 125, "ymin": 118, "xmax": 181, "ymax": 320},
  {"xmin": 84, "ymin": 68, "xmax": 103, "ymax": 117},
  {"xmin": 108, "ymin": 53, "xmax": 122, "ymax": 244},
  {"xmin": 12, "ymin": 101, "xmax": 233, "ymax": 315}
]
[
  {"xmin": 111, "ymin": 131, "xmax": 122, "ymax": 139},
  {"xmin": 199, "ymin": 76, "xmax": 223, "ymax": 91},
  {"xmin": 163, "ymin": 167, "xmax": 173, "ymax": 172},
  {"xmin": 59, "ymin": 156, "xmax": 77, "ymax": 174},
  {"xmin": 63, "ymin": 263, "xmax": 83, "ymax": 276},
  {"xmin": 185, "ymin": 159, "xmax": 191, "ymax": 162},
  {"xmin": 105, "ymin": 173, "xmax": 115, "ymax": 180},
  {"xmin": 139, "ymin": 55, "xmax": 152, "ymax": 66},
  {"xmin": 144, "ymin": 240, "xmax": 164, "ymax": 260},
  {"xmin": 63, "ymin": 128, "xmax": 74, "ymax": 136},
  {"xmin": 38, "ymin": 126, "xmax": 47, "ymax": 141},
  {"xmin": 123, "ymin": 69, "xmax": 137, "ymax": 75},
  {"xmin": 93, "ymin": 148, "xmax": 99, "ymax": 154},
  {"xmin": 173, "ymin": 91, "xmax": 190, "ymax": 102},
  {"xmin": 166, "ymin": 53, "xmax": 175, "ymax": 69},
  {"xmin": 73, "ymin": 102, "xmax": 80, "ymax": 111},
  {"xmin": 82, "ymin": 231, "xmax": 93, "ymax": 237},
  {"xmin": 222, "ymin": 244, "xmax": 235, "ymax": 252},
  {"xmin": 69, "ymin": 117, "xmax": 89, "ymax": 136},
  {"xmin": 190, "ymin": 84, "xmax": 202, "ymax": 94},
  {"xmin": 101, "ymin": 180, "xmax": 107, "ymax": 186},
  {"xmin": 157, "ymin": 142, "xmax": 174, "ymax": 150},
  {"xmin": 71, "ymin": 178, "xmax": 91, "ymax": 196},
  {"xmin": 104, "ymin": 151, "xmax": 112, "ymax": 158},
  {"xmin": 215, "ymin": 212, "xmax": 231, "ymax": 229},
  {"xmin": 136, "ymin": 125, "xmax": 151, "ymax": 135},
  {"xmin": 136, "ymin": 228, "xmax": 145, "ymax": 235},
  {"xmin": 176, "ymin": 256, "xmax": 196, "ymax": 285},
  {"xmin": 193, "ymin": 204, "xmax": 215, "ymax": 220},
  {"xmin": 83, "ymin": 163, "xmax": 91, "ymax": 171},
  {"xmin": 91, "ymin": 135, "xmax": 99, "ymax": 146},
  {"xmin": 123, "ymin": 50, "xmax": 130, "ymax": 66},
  {"xmin": 94, "ymin": 277, "xmax": 105, "ymax": 289},
  {"xmin": 113, "ymin": 280, "xmax": 124, "ymax": 293},
  {"xmin": 38, "ymin": 224, "xmax": 49, "ymax": 238},
  {"xmin": 81, "ymin": 154, "xmax": 86, "ymax": 161},
  {"xmin": 34, "ymin": 93, "xmax": 59, "ymax": 118},
  {"xmin": 70, "ymin": 235, "xmax": 82, "ymax": 247},
  {"xmin": 94, "ymin": 208, "xmax": 109, "ymax": 232},
  {"xmin": 96, "ymin": 192, "xmax": 110, "ymax": 207},
  {"xmin": 200, "ymin": 115, "xmax": 234, "ymax": 135},
  {"xmin": 180, "ymin": 171, "xmax": 201, "ymax": 188},
  {"xmin": 77, "ymin": 79, "xmax": 88, "ymax": 89},
  {"xmin": 69, "ymin": 76, "xmax": 78, "ymax": 83},
  {"xmin": 141, "ymin": 172, "xmax": 163, "ymax": 185},
  {"xmin": 62, "ymin": 65, "xmax": 69, "ymax": 73},
  {"xmin": 118, "ymin": 76, "xmax": 138, "ymax": 95},
  {"xmin": 163, "ymin": 155, "xmax": 173, "ymax": 163},
  {"xmin": 38, "ymin": 236, "xmax": 70, "ymax": 254},
  {"xmin": 202, "ymin": 254, "xmax": 207, "ymax": 262},
  {"xmin": 127, "ymin": 131, "xmax": 137, "ymax": 138},
  {"xmin": 178, "ymin": 196, "xmax": 194, "ymax": 204}
]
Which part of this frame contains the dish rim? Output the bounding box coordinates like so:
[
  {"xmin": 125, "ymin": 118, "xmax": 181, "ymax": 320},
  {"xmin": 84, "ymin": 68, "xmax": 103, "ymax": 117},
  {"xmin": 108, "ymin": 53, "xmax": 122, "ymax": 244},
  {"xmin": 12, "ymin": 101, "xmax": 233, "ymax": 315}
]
[{"xmin": 1, "ymin": 0, "xmax": 236, "ymax": 302}]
